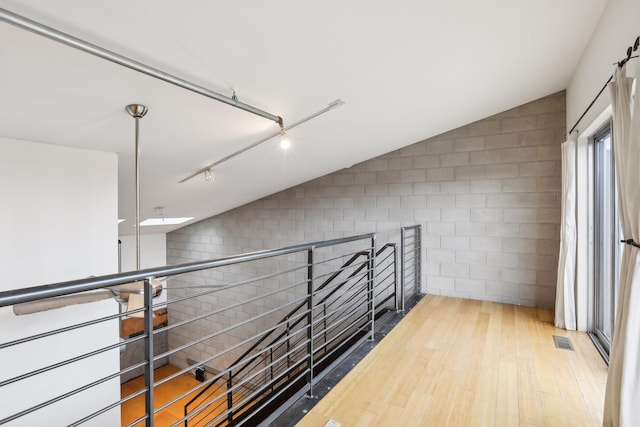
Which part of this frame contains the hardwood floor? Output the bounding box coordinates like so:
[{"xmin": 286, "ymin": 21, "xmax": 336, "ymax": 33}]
[
  {"xmin": 297, "ymin": 295, "xmax": 607, "ymax": 427},
  {"xmin": 121, "ymin": 364, "xmax": 227, "ymax": 427}
]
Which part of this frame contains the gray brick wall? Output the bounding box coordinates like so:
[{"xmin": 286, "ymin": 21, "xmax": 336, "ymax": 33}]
[{"xmin": 167, "ymin": 92, "xmax": 564, "ymax": 367}]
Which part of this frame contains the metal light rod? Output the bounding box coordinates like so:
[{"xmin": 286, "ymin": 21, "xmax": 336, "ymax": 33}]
[
  {"xmin": 0, "ymin": 7, "xmax": 282, "ymax": 125},
  {"xmin": 179, "ymin": 99, "xmax": 345, "ymax": 183},
  {"xmin": 126, "ymin": 104, "xmax": 148, "ymax": 270}
]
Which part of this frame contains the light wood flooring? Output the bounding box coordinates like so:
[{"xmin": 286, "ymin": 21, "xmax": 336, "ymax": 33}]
[{"xmin": 297, "ymin": 295, "xmax": 608, "ymax": 427}]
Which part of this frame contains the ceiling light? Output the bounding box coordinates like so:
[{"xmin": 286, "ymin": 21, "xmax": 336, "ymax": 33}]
[
  {"xmin": 204, "ymin": 168, "xmax": 216, "ymax": 182},
  {"xmin": 140, "ymin": 217, "xmax": 194, "ymax": 226},
  {"xmin": 279, "ymin": 131, "xmax": 291, "ymax": 150},
  {"xmin": 179, "ymin": 99, "xmax": 346, "ymax": 183}
]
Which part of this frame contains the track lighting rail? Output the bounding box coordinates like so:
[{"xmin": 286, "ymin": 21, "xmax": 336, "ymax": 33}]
[
  {"xmin": 0, "ymin": 7, "xmax": 283, "ymax": 126},
  {"xmin": 179, "ymin": 99, "xmax": 345, "ymax": 184}
]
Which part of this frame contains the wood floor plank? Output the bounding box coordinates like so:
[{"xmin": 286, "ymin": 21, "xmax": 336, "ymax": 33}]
[
  {"xmin": 121, "ymin": 297, "xmax": 608, "ymax": 427},
  {"xmin": 297, "ymin": 296, "xmax": 607, "ymax": 427}
]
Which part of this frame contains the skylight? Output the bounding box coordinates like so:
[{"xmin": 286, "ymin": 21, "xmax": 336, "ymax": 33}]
[{"xmin": 139, "ymin": 217, "xmax": 193, "ymax": 226}]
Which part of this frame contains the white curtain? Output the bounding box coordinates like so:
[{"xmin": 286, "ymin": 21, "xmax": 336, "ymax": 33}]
[
  {"xmin": 555, "ymin": 134, "xmax": 577, "ymax": 330},
  {"xmin": 603, "ymin": 65, "xmax": 640, "ymax": 427}
]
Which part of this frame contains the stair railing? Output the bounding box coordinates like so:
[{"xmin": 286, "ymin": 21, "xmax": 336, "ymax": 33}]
[{"xmin": 185, "ymin": 243, "xmax": 398, "ymax": 427}]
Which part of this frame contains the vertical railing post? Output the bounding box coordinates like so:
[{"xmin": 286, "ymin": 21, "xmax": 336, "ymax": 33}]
[
  {"xmin": 393, "ymin": 244, "xmax": 400, "ymax": 311},
  {"xmin": 306, "ymin": 247, "xmax": 314, "ymax": 398},
  {"xmin": 400, "ymin": 227, "xmax": 406, "ymax": 312},
  {"xmin": 286, "ymin": 319, "xmax": 291, "ymax": 379},
  {"xmin": 143, "ymin": 278, "xmax": 155, "ymax": 427},
  {"xmin": 416, "ymin": 225, "xmax": 422, "ymax": 294},
  {"xmin": 227, "ymin": 374, "xmax": 233, "ymax": 425},
  {"xmin": 368, "ymin": 235, "xmax": 377, "ymax": 341},
  {"xmin": 323, "ymin": 302, "xmax": 328, "ymax": 354},
  {"xmin": 269, "ymin": 348, "xmax": 274, "ymax": 390}
]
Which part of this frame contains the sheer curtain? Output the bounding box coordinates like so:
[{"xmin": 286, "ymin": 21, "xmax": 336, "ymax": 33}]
[
  {"xmin": 604, "ymin": 65, "xmax": 640, "ymax": 427},
  {"xmin": 554, "ymin": 134, "xmax": 577, "ymax": 330}
]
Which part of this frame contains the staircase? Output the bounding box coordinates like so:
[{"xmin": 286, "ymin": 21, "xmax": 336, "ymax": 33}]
[{"xmin": 183, "ymin": 243, "xmax": 398, "ymax": 427}]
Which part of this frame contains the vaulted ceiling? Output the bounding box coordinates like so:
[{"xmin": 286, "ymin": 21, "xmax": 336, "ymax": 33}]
[{"xmin": 0, "ymin": 0, "xmax": 607, "ymax": 235}]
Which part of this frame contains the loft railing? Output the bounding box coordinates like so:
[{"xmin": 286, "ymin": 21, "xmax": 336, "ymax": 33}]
[
  {"xmin": 400, "ymin": 224, "xmax": 423, "ymax": 311},
  {"xmin": 0, "ymin": 227, "xmax": 421, "ymax": 427},
  {"xmin": 183, "ymin": 243, "xmax": 398, "ymax": 426}
]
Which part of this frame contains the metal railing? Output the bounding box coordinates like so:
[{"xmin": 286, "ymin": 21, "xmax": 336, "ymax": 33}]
[
  {"xmin": 400, "ymin": 225, "xmax": 422, "ymax": 311},
  {"xmin": 183, "ymin": 243, "xmax": 398, "ymax": 427},
  {"xmin": 0, "ymin": 228, "xmax": 420, "ymax": 426}
]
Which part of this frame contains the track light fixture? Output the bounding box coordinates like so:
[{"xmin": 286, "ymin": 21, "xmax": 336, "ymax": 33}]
[
  {"xmin": 179, "ymin": 99, "xmax": 346, "ymax": 183},
  {"xmin": 204, "ymin": 168, "xmax": 216, "ymax": 182},
  {"xmin": 279, "ymin": 129, "xmax": 291, "ymax": 150}
]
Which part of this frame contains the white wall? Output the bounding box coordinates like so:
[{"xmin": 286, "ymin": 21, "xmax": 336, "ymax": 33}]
[
  {"xmin": 118, "ymin": 233, "xmax": 167, "ymax": 305},
  {"xmin": 0, "ymin": 137, "xmax": 120, "ymax": 426},
  {"xmin": 119, "ymin": 233, "xmax": 167, "ymax": 272},
  {"xmin": 567, "ymin": 0, "xmax": 640, "ymax": 132},
  {"xmin": 567, "ymin": 0, "xmax": 639, "ymax": 331}
]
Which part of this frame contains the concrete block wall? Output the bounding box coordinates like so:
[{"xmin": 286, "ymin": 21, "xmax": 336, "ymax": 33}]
[{"xmin": 167, "ymin": 91, "xmax": 564, "ymax": 369}]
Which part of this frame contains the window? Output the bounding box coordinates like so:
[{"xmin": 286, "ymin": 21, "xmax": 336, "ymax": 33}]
[{"xmin": 590, "ymin": 121, "xmax": 621, "ymax": 359}]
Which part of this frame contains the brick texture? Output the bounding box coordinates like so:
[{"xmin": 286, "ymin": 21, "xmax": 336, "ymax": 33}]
[{"xmin": 166, "ymin": 91, "xmax": 564, "ymax": 369}]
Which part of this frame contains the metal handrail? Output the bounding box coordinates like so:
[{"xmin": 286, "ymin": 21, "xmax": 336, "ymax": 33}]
[
  {"xmin": 2, "ymin": 232, "xmax": 395, "ymax": 427},
  {"xmin": 183, "ymin": 242, "xmax": 396, "ymax": 425},
  {"xmin": 400, "ymin": 225, "xmax": 422, "ymax": 311},
  {"xmin": 0, "ymin": 233, "xmax": 375, "ymax": 308},
  {"xmin": 183, "ymin": 250, "xmax": 372, "ymax": 414}
]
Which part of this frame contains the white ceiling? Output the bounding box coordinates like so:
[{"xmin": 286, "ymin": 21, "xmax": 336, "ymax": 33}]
[{"xmin": 0, "ymin": 0, "xmax": 607, "ymax": 235}]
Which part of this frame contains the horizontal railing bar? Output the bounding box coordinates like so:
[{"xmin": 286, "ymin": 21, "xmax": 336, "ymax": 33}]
[
  {"xmin": 314, "ymin": 300, "xmax": 368, "ymax": 338},
  {"xmin": 228, "ymin": 325, "xmax": 308, "ymax": 379},
  {"xmin": 314, "ymin": 324, "xmax": 369, "ymax": 366},
  {"xmin": 159, "ymin": 262, "xmax": 310, "ymax": 307},
  {"xmin": 321, "ymin": 272, "xmax": 370, "ymax": 311},
  {"xmin": 184, "ymin": 344, "xmax": 309, "ymax": 425},
  {"xmin": 313, "ymin": 286, "xmax": 369, "ymax": 327},
  {"xmin": 321, "ymin": 282, "xmax": 368, "ymax": 314},
  {"xmin": 404, "ymin": 270, "xmax": 416, "ymax": 281},
  {"xmin": 154, "ymin": 295, "xmax": 310, "ymax": 362},
  {"xmin": 313, "ymin": 303, "xmax": 368, "ymax": 342},
  {"xmin": 315, "ymin": 265, "xmax": 372, "ymax": 299},
  {"xmin": 0, "ymin": 363, "xmax": 135, "ymax": 425},
  {"xmin": 314, "ymin": 321, "xmax": 368, "ymax": 360},
  {"xmin": 319, "ymin": 295, "xmax": 370, "ymax": 334},
  {"xmin": 189, "ymin": 397, "xmax": 228, "ymax": 427},
  {"xmin": 153, "ymin": 277, "xmax": 307, "ymax": 337},
  {"xmin": 376, "ymin": 261, "xmax": 394, "ymax": 277},
  {"xmin": 310, "ymin": 259, "xmax": 369, "ymax": 284},
  {"xmin": 225, "ymin": 361, "xmax": 308, "ymax": 424},
  {"xmin": 0, "ymin": 308, "xmax": 136, "ymax": 350},
  {"xmin": 375, "ymin": 293, "xmax": 395, "ymax": 310},
  {"xmin": 402, "ymin": 253, "xmax": 416, "ymax": 262},
  {"xmin": 125, "ymin": 414, "xmax": 148, "ymax": 427},
  {"xmin": 0, "ymin": 233, "xmax": 375, "ymax": 307},
  {"xmin": 68, "ymin": 388, "xmax": 137, "ymax": 427},
  {"xmin": 177, "ymin": 316, "xmax": 308, "ymax": 399},
  {"xmin": 376, "ymin": 250, "xmax": 394, "ymax": 264},
  {"xmin": 233, "ymin": 367, "xmax": 308, "ymax": 427},
  {"xmin": 376, "ymin": 270, "xmax": 395, "ymax": 287},
  {"xmin": 69, "ymin": 367, "xmax": 156, "ymax": 427},
  {"xmin": 308, "ymin": 248, "xmax": 370, "ymax": 267},
  {"xmin": 226, "ymin": 246, "xmax": 384, "ymax": 378},
  {"xmin": 181, "ymin": 311, "xmax": 309, "ymax": 397},
  {"xmin": 0, "ymin": 332, "xmax": 145, "ymax": 387},
  {"xmin": 229, "ymin": 326, "xmax": 309, "ymax": 380},
  {"xmin": 153, "ymin": 377, "xmax": 226, "ymax": 416},
  {"xmin": 233, "ymin": 342, "xmax": 308, "ymax": 396}
]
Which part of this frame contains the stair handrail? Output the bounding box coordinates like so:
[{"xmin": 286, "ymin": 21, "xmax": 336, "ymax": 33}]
[
  {"xmin": 183, "ymin": 249, "xmax": 370, "ymax": 417},
  {"xmin": 183, "ymin": 242, "xmax": 397, "ymax": 426}
]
